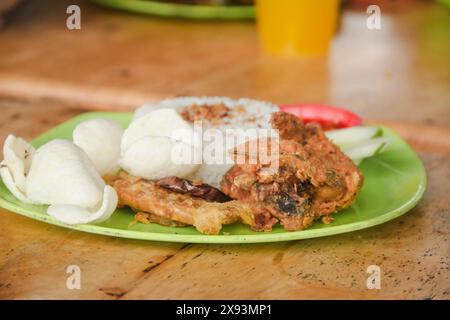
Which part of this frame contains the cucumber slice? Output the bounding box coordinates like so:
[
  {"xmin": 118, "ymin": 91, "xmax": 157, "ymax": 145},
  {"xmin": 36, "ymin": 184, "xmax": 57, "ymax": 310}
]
[
  {"xmin": 342, "ymin": 137, "xmax": 392, "ymax": 160},
  {"xmin": 325, "ymin": 126, "xmax": 381, "ymax": 147}
]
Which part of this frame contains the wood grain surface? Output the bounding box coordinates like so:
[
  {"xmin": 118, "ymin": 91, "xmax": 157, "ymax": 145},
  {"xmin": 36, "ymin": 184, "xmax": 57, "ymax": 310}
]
[{"xmin": 0, "ymin": 0, "xmax": 449, "ymax": 300}]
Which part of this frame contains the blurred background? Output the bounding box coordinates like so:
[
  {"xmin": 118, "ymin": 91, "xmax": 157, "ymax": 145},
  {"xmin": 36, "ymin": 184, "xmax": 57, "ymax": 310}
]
[{"xmin": 0, "ymin": 0, "xmax": 449, "ymax": 128}]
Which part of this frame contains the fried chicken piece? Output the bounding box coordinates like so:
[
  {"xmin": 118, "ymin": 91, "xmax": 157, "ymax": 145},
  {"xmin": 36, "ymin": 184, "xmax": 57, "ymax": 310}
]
[
  {"xmin": 273, "ymin": 112, "xmax": 363, "ymax": 212},
  {"xmin": 112, "ymin": 172, "xmax": 277, "ymax": 235},
  {"xmin": 220, "ymin": 112, "xmax": 363, "ymax": 231}
]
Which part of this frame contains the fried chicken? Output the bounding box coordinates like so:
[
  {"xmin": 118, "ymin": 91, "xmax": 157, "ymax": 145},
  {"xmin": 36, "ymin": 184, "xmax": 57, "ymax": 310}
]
[
  {"xmin": 110, "ymin": 111, "xmax": 363, "ymax": 234},
  {"xmin": 111, "ymin": 172, "xmax": 276, "ymax": 235},
  {"xmin": 220, "ymin": 112, "xmax": 364, "ymax": 231}
]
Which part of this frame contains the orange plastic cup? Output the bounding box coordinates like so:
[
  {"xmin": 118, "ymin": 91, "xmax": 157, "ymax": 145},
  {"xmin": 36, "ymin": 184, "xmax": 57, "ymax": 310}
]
[{"xmin": 256, "ymin": 0, "xmax": 339, "ymax": 57}]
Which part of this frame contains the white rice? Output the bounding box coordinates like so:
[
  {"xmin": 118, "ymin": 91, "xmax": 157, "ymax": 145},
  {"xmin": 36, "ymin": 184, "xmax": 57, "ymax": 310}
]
[
  {"xmin": 133, "ymin": 97, "xmax": 280, "ymax": 188},
  {"xmin": 134, "ymin": 96, "xmax": 279, "ymax": 130}
]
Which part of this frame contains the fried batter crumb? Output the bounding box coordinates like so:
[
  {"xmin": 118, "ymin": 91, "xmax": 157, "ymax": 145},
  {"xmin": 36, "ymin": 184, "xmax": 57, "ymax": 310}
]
[{"xmin": 180, "ymin": 103, "xmax": 232, "ymax": 125}]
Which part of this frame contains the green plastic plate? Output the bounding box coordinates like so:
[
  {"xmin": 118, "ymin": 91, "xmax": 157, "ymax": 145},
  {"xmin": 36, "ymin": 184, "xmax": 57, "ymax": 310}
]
[
  {"xmin": 90, "ymin": 0, "xmax": 255, "ymax": 20},
  {"xmin": 0, "ymin": 112, "xmax": 426, "ymax": 243}
]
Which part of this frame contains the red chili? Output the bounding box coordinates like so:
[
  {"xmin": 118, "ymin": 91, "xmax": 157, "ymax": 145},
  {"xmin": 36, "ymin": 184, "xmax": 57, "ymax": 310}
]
[{"xmin": 279, "ymin": 104, "xmax": 362, "ymax": 130}]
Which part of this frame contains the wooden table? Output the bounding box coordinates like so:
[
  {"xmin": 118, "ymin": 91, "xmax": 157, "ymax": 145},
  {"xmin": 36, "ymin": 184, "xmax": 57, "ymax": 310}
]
[{"xmin": 0, "ymin": 0, "xmax": 449, "ymax": 300}]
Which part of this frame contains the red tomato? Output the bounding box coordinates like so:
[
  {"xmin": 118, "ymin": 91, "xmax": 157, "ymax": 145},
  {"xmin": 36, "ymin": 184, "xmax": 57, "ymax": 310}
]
[{"xmin": 279, "ymin": 104, "xmax": 362, "ymax": 130}]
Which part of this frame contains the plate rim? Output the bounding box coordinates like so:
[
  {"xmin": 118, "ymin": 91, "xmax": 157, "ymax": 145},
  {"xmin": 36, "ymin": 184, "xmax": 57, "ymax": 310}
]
[
  {"xmin": 89, "ymin": 0, "xmax": 256, "ymax": 20},
  {"xmin": 0, "ymin": 112, "xmax": 427, "ymax": 244}
]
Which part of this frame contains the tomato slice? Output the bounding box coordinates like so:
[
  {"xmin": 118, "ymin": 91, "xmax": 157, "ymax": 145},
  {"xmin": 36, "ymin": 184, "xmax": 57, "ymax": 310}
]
[{"xmin": 279, "ymin": 104, "xmax": 362, "ymax": 130}]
